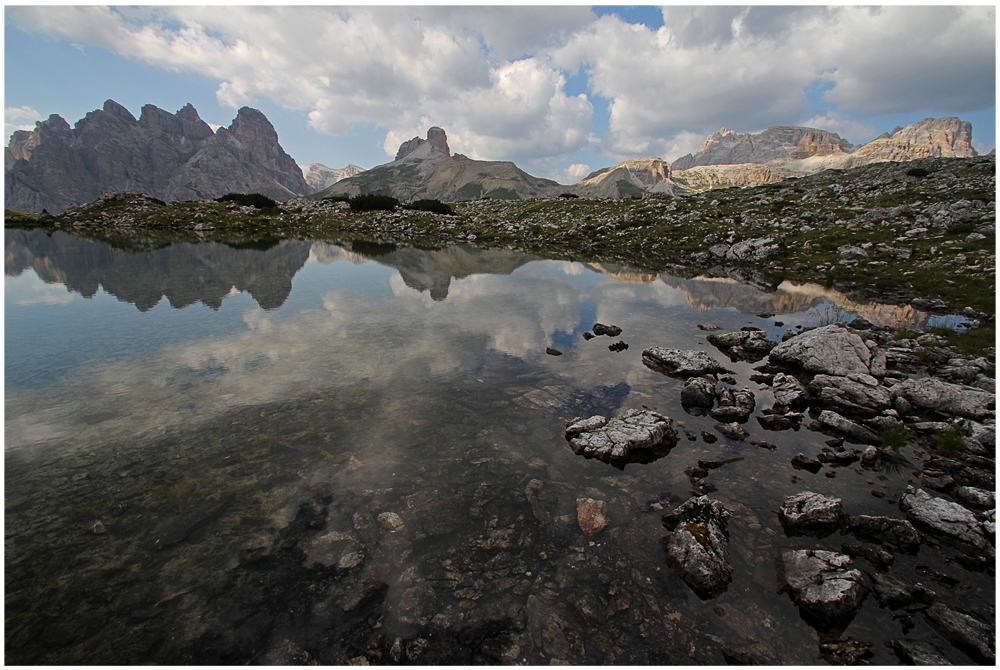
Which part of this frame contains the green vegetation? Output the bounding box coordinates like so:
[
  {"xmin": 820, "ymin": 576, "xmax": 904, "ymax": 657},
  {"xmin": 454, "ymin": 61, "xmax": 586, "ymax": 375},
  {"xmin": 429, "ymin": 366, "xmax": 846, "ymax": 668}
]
[
  {"xmin": 894, "ymin": 329, "xmax": 920, "ymax": 340},
  {"xmin": 906, "ymin": 167, "xmax": 930, "ymax": 178},
  {"xmin": 879, "ymin": 422, "xmax": 912, "ymax": 452},
  {"xmin": 404, "ymin": 199, "xmax": 454, "ymax": 215},
  {"xmin": 350, "ymin": 240, "xmax": 398, "ymax": 258},
  {"xmin": 322, "ymin": 195, "xmax": 350, "ymax": 203},
  {"xmin": 215, "ymin": 192, "xmax": 277, "ymax": 209},
  {"xmin": 483, "ymin": 187, "xmax": 520, "ymax": 200},
  {"xmin": 928, "ymin": 325, "xmax": 996, "ymax": 356},
  {"xmin": 348, "ymin": 194, "xmax": 398, "ymax": 212},
  {"xmin": 457, "ymin": 182, "xmax": 483, "ymax": 199},
  {"xmin": 559, "ymin": 192, "xmax": 579, "ymax": 199},
  {"xmin": 933, "ymin": 424, "xmax": 967, "ymax": 457},
  {"xmin": 615, "ymin": 180, "xmax": 644, "ymax": 198}
]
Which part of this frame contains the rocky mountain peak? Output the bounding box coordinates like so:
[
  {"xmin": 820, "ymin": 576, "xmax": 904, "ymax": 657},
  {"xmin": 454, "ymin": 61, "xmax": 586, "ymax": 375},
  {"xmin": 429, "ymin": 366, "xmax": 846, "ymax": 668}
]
[
  {"xmin": 102, "ymin": 99, "xmax": 137, "ymax": 124},
  {"xmin": 395, "ymin": 127, "xmax": 452, "ymax": 162},
  {"xmin": 138, "ymin": 104, "xmax": 183, "ymax": 134},
  {"xmin": 229, "ymin": 107, "xmax": 279, "ymax": 146}
]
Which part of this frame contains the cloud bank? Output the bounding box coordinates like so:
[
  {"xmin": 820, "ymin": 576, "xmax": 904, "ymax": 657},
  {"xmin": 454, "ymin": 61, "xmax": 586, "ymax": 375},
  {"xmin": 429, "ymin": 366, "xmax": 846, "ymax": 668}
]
[{"xmin": 7, "ymin": 5, "xmax": 995, "ymax": 170}]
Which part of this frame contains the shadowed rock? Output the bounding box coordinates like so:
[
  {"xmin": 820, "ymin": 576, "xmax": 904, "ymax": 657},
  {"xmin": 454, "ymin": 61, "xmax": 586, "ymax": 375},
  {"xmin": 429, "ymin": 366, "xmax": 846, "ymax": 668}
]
[
  {"xmin": 778, "ymin": 491, "xmax": 843, "ymax": 528},
  {"xmin": 662, "ymin": 496, "xmax": 733, "ymax": 598},
  {"xmin": 925, "ymin": 603, "xmax": 995, "ymax": 664},
  {"xmin": 899, "ymin": 486, "xmax": 993, "ymax": 556},
  {"xmin": 706, "ymin": 329, "xmax": 777, "ymax": 362},
  {"xmin": 779, "ymin": 549, "xmax": 868, "ymax": 625},
  {"xmin": 642, "ymin": 347, "xmax": 726, "ymax": 377},
  {"xmin": 768, "ymin": 324, "xmax": 874, "ymax": 377}
]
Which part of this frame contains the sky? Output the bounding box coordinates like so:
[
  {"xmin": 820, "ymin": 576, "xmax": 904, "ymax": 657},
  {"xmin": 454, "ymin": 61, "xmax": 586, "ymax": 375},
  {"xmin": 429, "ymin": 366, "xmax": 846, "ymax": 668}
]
[{"xmin": 4, "ymin": 4, "xmax": 997, "ymax": 184}]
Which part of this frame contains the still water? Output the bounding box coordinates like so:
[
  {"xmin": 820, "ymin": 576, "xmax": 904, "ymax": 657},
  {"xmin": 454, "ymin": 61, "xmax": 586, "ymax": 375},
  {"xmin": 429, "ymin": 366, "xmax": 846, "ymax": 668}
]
[{"xmin": 4, "ymin": 230, "xmax": 980, "ymax": 664}]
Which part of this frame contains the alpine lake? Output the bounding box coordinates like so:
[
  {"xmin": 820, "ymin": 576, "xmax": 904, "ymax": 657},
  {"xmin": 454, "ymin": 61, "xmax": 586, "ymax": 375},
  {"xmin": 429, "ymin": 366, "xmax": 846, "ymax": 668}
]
[{"xmin": 4, "ymin": 227, "xmax": 992, "ymax": 665}]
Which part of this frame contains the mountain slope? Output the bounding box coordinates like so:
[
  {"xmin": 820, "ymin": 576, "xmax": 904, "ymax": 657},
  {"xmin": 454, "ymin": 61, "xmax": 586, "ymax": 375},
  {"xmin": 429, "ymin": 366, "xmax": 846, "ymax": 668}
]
[
  {"xmin": 305, "ymin": 163, "xmax": 366, "ymax": 192},
  {"xmin": 5, "ymin": 100, "xmax": 309, "ymax": 213}
]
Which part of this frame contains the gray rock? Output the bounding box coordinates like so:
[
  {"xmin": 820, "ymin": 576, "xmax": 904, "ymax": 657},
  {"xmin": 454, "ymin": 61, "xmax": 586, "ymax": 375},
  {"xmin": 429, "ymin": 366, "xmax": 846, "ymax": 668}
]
[
  {"xmin": 642, "ymin": 347, "xmax": 725, "ymax": 377},
  {"xmin": 790, "ymin": 453, "xmax": 822, "ymax": 472},
  {"xmin": 925, "ymin": 603, "xmax": 995, "ymax": 664},
  {"xmin": 772, "ymin": 372, "xmax": 809, "ymax": 408},
  {"xmin": 892, "ymin": 378, "xmax": 995, "ymax": 420},
  {"xmin": 768, "ymin": 324, "xmax": 874, "ymax": 377},
  {"xmin": 956, "ymin": 485, "xmax": 995, "ymax": 508},
  {"xmin": 725, "ymin": 236, "xmax": 781, "ymax": 262},
  {"xmin": 890, "ymin": 639, "xmax": 952, "ymax": 665},
  {"xmin": 846, "ymin": 515, "xmax": 922, "ymax": 552},
  {"xmin": 708, "ymin": 243, "xmax": 731, "ymax": 258},
  {"xmin": 817, "ymin": 410, "xmax": 880, "ymax": 445},
  {"xmin": 779, "ymin": 491, "xmax": 843, "ymax": 527},
  {"xmin": 714, "ymin": 422, "xmax": 749, "ymax": 441},
  {"xmin": 681, "ymin": 375, "xmax": 717, "ymax": 408},
  {"xmin": 870, "ymin": 572, "xmax": 933, "ymax": 609},
  {"xmin": 706, "ymin": 329, "xmax": 777, "ymax": 362},
  {"xmin": 839, "ymin": 245, "xmax": 869, "ymax": 261},
  {"xmin": 661, "ymin": 496, "xmax": 733, "ymax": 597},
  {"xmin": 779, "ymin": 549, "xmax": 869, "ymax": 623},
  {"xmin": 808, "ymin": 374, "xmax": 894, "ymax": 417},
  {"xmin": 710, "ymin": 386, "xmax": 756, "ymax": 422},
  {"xmin": 899, "ymin": 486, "xmax": 993, "ymax": 556},
  {"xmin": 564, "ymin": 408, "xmax": 678, "ymax": 464}
]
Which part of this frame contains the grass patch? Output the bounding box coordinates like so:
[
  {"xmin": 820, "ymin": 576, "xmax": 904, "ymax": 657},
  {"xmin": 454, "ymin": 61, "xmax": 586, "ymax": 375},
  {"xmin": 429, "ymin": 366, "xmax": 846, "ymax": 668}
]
[
  {"xmin": 927, "ymin": 325, "xmax": 996, "ymax": 356},
  {"xmin": 879, "ymin": 422, "xmax": 912, "ymax": 452},
  {"xmin": 933, "ymin": 424, "xmax": 967, "ymax": 457}
]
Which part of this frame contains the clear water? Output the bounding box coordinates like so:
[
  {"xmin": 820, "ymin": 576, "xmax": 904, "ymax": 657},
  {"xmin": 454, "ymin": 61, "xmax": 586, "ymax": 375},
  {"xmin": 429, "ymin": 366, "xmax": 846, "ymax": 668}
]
[{"xmin": 4, "ymin": 229, "xmax": 987, "ymax": 664}]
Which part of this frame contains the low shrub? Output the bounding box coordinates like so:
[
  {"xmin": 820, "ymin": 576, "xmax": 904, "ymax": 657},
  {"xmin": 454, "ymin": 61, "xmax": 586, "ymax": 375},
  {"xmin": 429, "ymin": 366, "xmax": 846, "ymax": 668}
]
[
  {"xmin": 933, "ymin": 424, "xmax": 967, "ymax": 457},
  {"xmin": 349, "ymin": 194, "xmax": 398, "ymax": 212},
  {"xmin": 322, "ymin": 195, "xmax": 350, "ymax": 203},
  {"xmin": 879, "ymin": 422, "xmax": 911, "ymax": 452},
  {"xmin": 215, "ymin": 192, "xmax": 278, "ymax": 209},
  {"xmin": 559, "ymin": 192, "xmax": 579, "ymax": 199},
  {"xmin": 906, "ymin": 167, "xmax": 930, "ymax": 178},
  {"xmin": 404, "ymin": 199, "xmax": 454, "ymax": 215}
]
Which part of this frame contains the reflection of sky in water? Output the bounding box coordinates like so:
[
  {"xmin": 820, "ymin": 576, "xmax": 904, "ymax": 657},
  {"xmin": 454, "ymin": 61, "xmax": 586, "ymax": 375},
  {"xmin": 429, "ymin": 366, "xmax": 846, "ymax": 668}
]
[{"xmin": 5, "ymin": 232, "xmax": 949, "ymax": 456}]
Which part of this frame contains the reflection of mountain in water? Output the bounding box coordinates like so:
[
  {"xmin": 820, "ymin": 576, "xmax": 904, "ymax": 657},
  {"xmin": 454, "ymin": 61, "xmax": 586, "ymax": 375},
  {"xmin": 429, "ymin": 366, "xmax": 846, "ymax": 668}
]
[
  {"xmin": 5, "ymin": 230, "xmax": 311, "ymax": 311},
  {"xmin": 583, "ymin": 263, "xmax": 659, "ymax": 284},
  {"xmin": 658, "ymin": 273, "xmax": 931, "ymax": 328},
  {"xmin": 312, "ymin": 241, "xmax": 538, "ymax": 301}
]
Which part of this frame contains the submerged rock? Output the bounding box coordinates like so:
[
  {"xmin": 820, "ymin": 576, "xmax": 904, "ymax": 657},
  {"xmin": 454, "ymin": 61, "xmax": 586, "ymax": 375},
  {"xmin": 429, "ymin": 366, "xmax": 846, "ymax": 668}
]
[
  {"xmin": 709, "ymin": 386, "xmax": 756, "ymax": 423},
  {"xmin": 564, "ymin": 409, "xmax": 678, "ymax": 464},
  {"xmin": 576, "ymin": 498, "xmax": 609, "ymax": 539},
  {"xmin": 779, "ymin": 549, "xmax": 869, "ymax": 624},
  {"xmin": 642, "ymin": 347, "xmax": 726, "ymax": 377},
  {"xmin": 662, "ymin": 496, "xmax": 733, "ymax": 598},
  {"xmin": 714, "ymin": 422, "xmax": 749, "ymax": 441},
  {"xmin": 899, "ymin": 486, "xmax": 993, "ymax": 556},
  {"xmin": 845, "ymin": 515, "xmax": 922, "ymax": 552},
  {"xmin": 778, "ymin": 491, "xmax": 843, "ymax": 528},
  {"xmin": 768, "ymin": 324, "xmax": 874, "ymax": 378}
]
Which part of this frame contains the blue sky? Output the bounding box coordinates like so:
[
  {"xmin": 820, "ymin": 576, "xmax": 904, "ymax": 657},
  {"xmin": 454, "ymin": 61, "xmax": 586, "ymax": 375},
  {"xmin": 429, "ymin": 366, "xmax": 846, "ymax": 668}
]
[{"xmin": 5, "ymin": 5, "xmax": 996, "ymax": 184}]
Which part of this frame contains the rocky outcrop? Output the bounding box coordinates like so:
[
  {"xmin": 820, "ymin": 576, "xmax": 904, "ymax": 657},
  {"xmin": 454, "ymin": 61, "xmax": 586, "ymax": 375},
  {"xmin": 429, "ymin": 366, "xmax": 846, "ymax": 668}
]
[
  {"xmin": 899, "ymin": 486, "xmax": 994, "ymax": 556},
  {"xmin": 304, "ymin": 163, "xmax": 366, "ymax": 193},
  {"xmin": 673, "ymin": 125, "xmax": 855, "ymax": 170},
  {"xmin": 642, "ymin": 348, "xmax": 726, "ymax": 377},
  {"xmin": 891, "ymin": 377, "xmax": 995, "ymax": 421},
  {"xmin": 564, "ymin": 409, "xmax": 678, "ymax": 464},
  {"xmin": 661, "ymin": 496, "xmax": 733, "ymax": 597},
  {"xmin": 706, "ymin": 329, "xmax": 777, "ymax": 362},
  {"xmin": 681, "ymin": 375, "xmax": 718, "ymax": 409},
  {"xmin": 315, "ymin": 127, "xmax": 563, "ymax": 203},
  {"xmin": 808, "ymin": 374, "xmax": 893, "ymax": 417},
  {"xmin": 925, "ymin": 603, "xmax": 995, "ymax": 664},
  {"xmin": 572, "ymin": 157, "xmax": 689, "ymax": 199},
  {"xmin": 768, "ymin": 324, "xmax": 877, "ymax": 378},
  {"xmin": 845, "ymin": 515, "xmax": 922, "ymax": 553},
  {"xmin": 671, "ymin": 163, "xmax": 786, "ymax": 190},
  {"xmin": 5, "ymin": 100, "xmax": 309, "ymax": 213},
  {"xmin": 779, "ymin": 549, "xmax": 869, "ymax": 624},
  {"xmin": 847, "ymin": 117, "xmax": 977, "ymax": 166},
  {"xmin": 778, "ymin": 491, "xmax": 843, "ymax": 528}
]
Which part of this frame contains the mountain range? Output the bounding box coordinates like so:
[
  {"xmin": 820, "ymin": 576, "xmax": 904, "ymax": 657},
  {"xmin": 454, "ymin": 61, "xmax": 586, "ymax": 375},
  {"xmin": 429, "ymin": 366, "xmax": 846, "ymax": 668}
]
[
  {"xmin": 5, "ymin": 100, "xmax": 310, "ymax": 214},
  {"xmin": 4, "ymin": 99, "xmax": 982, "ymax": 212}
]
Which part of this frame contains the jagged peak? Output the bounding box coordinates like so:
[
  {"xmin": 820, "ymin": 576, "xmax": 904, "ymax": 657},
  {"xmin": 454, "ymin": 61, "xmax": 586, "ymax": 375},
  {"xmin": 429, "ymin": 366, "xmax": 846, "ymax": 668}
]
[
  {"xmin": 102, "ymin": 99, "xmax": 137, "ymax": 124},
  {"xmin": 395, "ymin": 127, "xmax": 451, "ymax": 162}
]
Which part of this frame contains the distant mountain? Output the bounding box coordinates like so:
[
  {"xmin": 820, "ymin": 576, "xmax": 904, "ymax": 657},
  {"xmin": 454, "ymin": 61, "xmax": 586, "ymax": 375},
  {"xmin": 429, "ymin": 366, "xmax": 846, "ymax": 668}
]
[
  {"xmin": 312, "ymin": 127, "xmax": 565, "ymax": 202},
  {"xmin": 671, "ymin": 117, "xmax": 976, "ymax": 173},
  {"xmin": 5, "ymin": 100, "xmax": 309, "ymax": 213},
  {"xmin": 305, "ymin": 163, "xmax": 366, "ymax": 193}
]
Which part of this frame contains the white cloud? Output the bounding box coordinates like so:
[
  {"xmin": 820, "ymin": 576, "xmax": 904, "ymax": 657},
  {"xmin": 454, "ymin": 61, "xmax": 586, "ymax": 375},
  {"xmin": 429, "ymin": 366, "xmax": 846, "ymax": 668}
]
[
  {"xmin": 5, "ymin": 5, "xmax": 994, "ymax": 168},
  {"xmin": 561, "ymin": 163, "xmax": 591, "ymax": 183},
  {"xmin": 5, "ymin": 105, "xmax": 42, "ymax": 141},
  {"xmin": 800, "ymin": 112, "xmax": 877, "ymax": 144}
]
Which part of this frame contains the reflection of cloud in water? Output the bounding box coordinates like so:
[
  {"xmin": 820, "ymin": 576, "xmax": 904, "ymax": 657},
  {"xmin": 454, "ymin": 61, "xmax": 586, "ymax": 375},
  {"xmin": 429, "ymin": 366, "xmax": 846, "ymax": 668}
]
[
  {"xmin": 6, "ymin": 273, "xmax": 77, "ymax": 306},
  {"xmin": 559, "ymin": 261, "xmax": 585, "ymax": 276}
]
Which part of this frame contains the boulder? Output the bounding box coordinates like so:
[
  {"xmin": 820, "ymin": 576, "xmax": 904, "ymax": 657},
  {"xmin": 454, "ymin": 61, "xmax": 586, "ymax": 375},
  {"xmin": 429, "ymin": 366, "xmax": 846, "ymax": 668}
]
[
  {"xmin": 662, "ymin": 496, "xmax": 733, "ymax": 597},
  {"xmin": 778, "ymin": 491, "xmax": 843, "ymax": 527},
  {"xmin": 725, "ymin": 236, "xmax": 781, "ymax": 262},
  {"xmin": 838, "ymin": 245, "xmax": 869, "ymax": 261},
  {"xmin": 642, "ymin": 347, "xmax": 726, "ymax": 377},
  {"xmin": 899, "ymin": 486, "xmax": 993, "ymax": 556},
  {"xmin": 592, "ymin": 322, "xmax": 622, "ymax": 337},
  {"xmin": 955, "ymin": 486, "xmax": 995, "ymax": 508},
  {"xmin": 564, "ymin": 409, "xmax": 678, "ymax": 464},
  {"xmin": 816, "ymin": 410, "xmax": 880, "ymax": 445},
  {"xmin": 892, "ymin": 378, "xmax": 994, "ymax": 420},
  {"xmin": 576, "ymin": 498, "xmax": 609, "ymax": 539},
  {"xmin": 772, "ymin": 372, "xmax": 809, "ymax": 408},
  {"xmin": 709, "ymin": 386, "xmax": 756, "ymax": 423},
  {"xmin": 889, "ymin": 639, "xmax": 953, "ymax": 665},
  {"xmin": 925, "ymin": 602, "xmax": 995, "ymax": 664},
  {"xmin": 779, "ymin": 549, "xmax": 869, "ymax": 623},
  {"xmin": 846, "ymin": 515, "xmax": 922, "ymax": 552},
  {"xmin": 790, "ymin": 453, "xmax": 822, "ymax": 473},
  {"xmin": 680, "ymin": 375, "xmax": 717, "ymax": 409},
  {"xmin": 714, "ymin": 422, "xmax": 749, "ymax": 441},
  {"xmin": 706, "ymin": 330, "xmax": 777, "ymax": 362},
  {"xmin": 870, "ymin": 572, "xmax": 933, "ymax": 609},
  {"xmin": 768, "ymin": 324, "xmax": 874, "ymax": 377},
  {"xmin": 808, "ymin": 374, "xmax": 893, "ymax": 417}
]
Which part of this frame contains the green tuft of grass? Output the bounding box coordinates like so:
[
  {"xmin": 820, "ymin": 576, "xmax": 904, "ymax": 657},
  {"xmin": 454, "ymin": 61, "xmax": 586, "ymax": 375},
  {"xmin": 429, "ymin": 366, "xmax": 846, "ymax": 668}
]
[
  {"xmin": 879, "ymin": 422, "xmax": 912, "ymax": 452},
  {"xmin": 933, "ymin": 424, "xmax": 967, "ymax": 457},
  {"xmin": 927, "ymin": 325, "xmax": 996, "ymax": 356},
  {"xmin": 894, "ymin": 329, "xmax": 920, "ymax": 340}
]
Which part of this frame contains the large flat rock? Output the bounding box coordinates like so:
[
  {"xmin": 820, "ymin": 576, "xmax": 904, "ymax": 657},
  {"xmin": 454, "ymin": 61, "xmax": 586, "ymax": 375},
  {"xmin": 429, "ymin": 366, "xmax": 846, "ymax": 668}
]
[
  {"xmin": 892, "ymin": 377, "xmax": 995, "ymax": 420},
  {"xmin": 768, "ymin": 324, "xmax": 874, "ymax": 377},
  {"xmin": 564, "ymin": 408, "xmax": 678, "ymax": 464}
]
